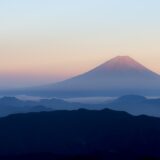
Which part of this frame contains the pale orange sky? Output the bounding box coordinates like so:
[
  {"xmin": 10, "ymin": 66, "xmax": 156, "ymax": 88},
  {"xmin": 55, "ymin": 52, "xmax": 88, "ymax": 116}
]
[
  {"xmin": 1, "ymin": 35, "xmax": 160, "ymax": 75},
  {"xmin": 0, "ymin": 0, "xmax": 160, "ymax": 88}
]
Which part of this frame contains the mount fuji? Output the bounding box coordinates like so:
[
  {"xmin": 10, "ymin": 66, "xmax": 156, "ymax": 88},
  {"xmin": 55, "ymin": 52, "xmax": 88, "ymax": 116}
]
[{"xmin": 7, "ymin": 56, "xmax": 160, "ymax": 97}]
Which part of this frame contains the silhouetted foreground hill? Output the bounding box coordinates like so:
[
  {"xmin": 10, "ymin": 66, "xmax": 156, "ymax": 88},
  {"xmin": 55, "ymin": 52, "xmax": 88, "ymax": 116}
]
[
  {"xmin": 0, "ymin": 153, "xmax": 156, "ymax": 160},
  {"xmin": 0, "ymin": 109, "xmax": 160, "ymax": 159}
]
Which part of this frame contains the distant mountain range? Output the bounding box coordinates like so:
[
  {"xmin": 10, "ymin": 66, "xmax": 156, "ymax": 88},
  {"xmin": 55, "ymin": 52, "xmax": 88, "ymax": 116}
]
[
  {"xmin": 0, "ymin": 96, "xmax": 84, "ymax": 117},
  {"xmin": 103, "ymin": 95, "xmax": 160, "ymax": 117},
  {"xmin": 0, "ymin": 109, "xmax": 160, "ymax": 159},
  {"xmin": 0, "ymin": 95, "xmax": 160, "ymax": 117},
  {"xmin": 0, "ymin": 96, "xmax": 100, "ymax": 117},
  {"xmin": 9, "ymin": 56, "xmax": 159, "ymax": 97},
  {"xmin": 0, "ymin": 97, "xmax": 52, "ymax": 117}
]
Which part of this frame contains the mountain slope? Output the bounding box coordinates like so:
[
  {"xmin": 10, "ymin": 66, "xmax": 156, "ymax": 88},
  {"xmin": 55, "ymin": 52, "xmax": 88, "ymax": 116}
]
[
  {"xmin": 4, "ymin": 56, "xmax": 160, "ymax": 97},
  {"xmin": 34, "ymin": 56, "xmax": 160, "ymax": 97}
]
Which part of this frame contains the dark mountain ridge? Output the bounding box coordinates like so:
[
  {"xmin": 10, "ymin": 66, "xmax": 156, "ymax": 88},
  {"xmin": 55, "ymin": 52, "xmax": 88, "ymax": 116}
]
[{"xmin": 0, "ymin": 109, "xmax": 160, "ymax": 159}]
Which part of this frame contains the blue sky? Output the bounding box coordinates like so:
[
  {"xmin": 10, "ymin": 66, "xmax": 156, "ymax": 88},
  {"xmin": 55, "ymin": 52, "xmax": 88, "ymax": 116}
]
[
  {"xmin": 1, "ymin": 0, "xmax": 160, "ymax": 36},
  {"xmin": 0, "ymin": 0, "xmax": 160, "ymax": 88}
]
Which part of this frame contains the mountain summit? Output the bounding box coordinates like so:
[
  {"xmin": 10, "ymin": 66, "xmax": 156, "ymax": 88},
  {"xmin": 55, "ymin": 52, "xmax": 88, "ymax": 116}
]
[
  {"xmin": 84, "ymin": 56, "xmax": 159, "ymax": 78},
  {"xmin": 16, "ymin": 56, "xmax": 160, "ymax": 97},
  {"xmin": 95, "ymin": 56, "xmax": 152, "ymax": 71}
]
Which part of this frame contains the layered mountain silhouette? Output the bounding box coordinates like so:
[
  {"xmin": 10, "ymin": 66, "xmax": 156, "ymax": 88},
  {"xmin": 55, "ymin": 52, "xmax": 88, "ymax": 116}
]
[
  {"xmin": 0, "ymin": 96, "xmax": 86, "ymax": 117},
  {"xmin": 1, "ymin": 95, "xmax": 160, "ymax": 118},
  {"xmin": 29, "ymin": 56, "xmax": 160, "ymax": 97},
  {"xmin": 103, "ymin": 95, "xmax": 160, "ymax": 117},
  {"xmin": 0, "ymin": 97, "xmax": 53, "ymax": 117}
]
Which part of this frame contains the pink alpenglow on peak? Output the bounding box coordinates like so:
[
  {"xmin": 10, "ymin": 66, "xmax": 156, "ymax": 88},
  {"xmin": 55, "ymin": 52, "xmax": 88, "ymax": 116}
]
[{"xmin": 92, "ymin": 56, "xmax": 159, "ymax": 74}]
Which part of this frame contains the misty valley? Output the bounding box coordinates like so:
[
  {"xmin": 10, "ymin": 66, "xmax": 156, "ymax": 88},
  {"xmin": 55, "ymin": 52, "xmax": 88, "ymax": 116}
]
[{"xmin": 0, "ymin": 95, "xmax": 160, "ymax": 118}]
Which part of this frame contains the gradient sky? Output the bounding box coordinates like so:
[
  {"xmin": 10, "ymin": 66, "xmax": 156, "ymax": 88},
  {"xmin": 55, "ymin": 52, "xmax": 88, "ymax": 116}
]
[{"xmin": 0, "ymin": 0, "xmax": 160, "ymax": 88}]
